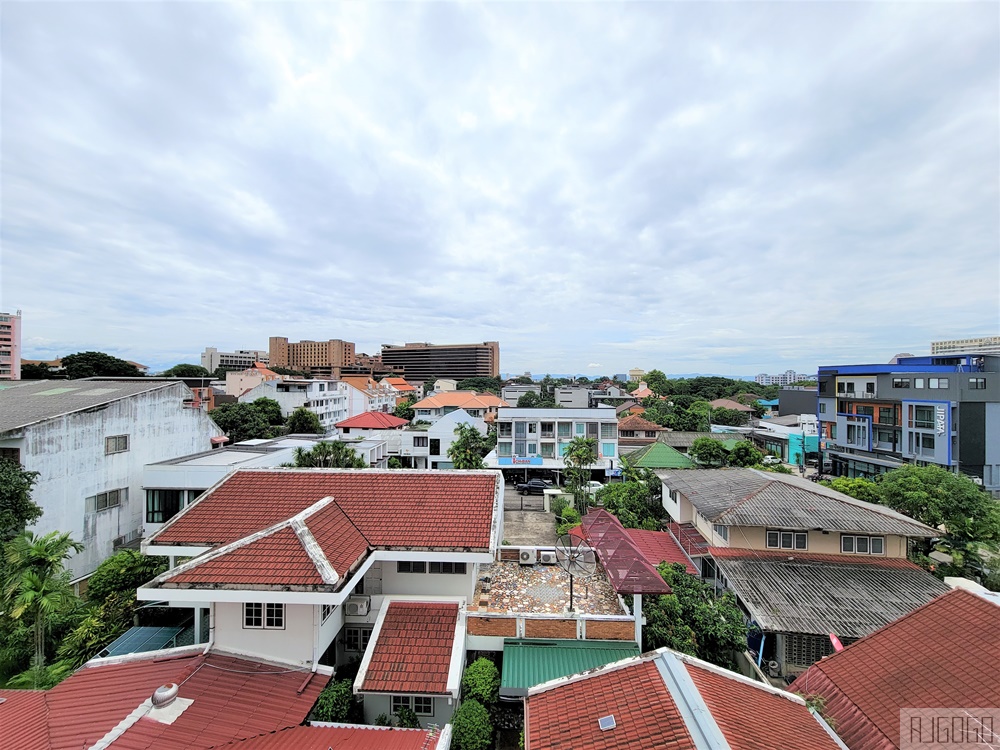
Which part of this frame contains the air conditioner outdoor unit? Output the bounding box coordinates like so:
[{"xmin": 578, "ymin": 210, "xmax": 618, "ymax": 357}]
[
  {"xmin": 519, "ymin": 548, "xmax": 538, "ymax": 565},
  {"xmin": 538, "ymin": 550, "xmax": 557, "ymax": 565},
  {"xmin": 972, "ymin": 476, "xmax": 984, "ymax": 486},
  {"xmin": 345, "ymin": 596, "xmax": 370, "ymax": 617}
]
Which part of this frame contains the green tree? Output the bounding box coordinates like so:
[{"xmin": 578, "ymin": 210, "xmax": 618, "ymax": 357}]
[
  {"xmin": 61, "ymin": 351, "xmax": 143, "ymax": 379},
  {"xmin": 644, "ymin": 369, "xmax": 669, "ymax": 395},
  {"xmin": 712, "ymin": 407, "xmax": 749, "ymax": 427},
  {"xmin": 516, "ymin": 392, "xmax": 540, "ymax": 408},
  {"xmin": 0, "ymin": 460, "xmax": 42, "ymax": 546},
  {"xmin": 727, "ymin": 441, "xmax": 764, "ymax": 468},
  {"xmin": 513, "ymin": 375, "xmax": 534, "ymax": 385},
  {"xmin": 212, "ymin": 366, "xmax": 228, "ymax": 380},
  {"xmin": 448, "ymin": 423, "xmax": 496, "ymax": 470},
  {"xmin": 292, "ymin": 441, "xmax": 366, "ymax": 469},
  {"xmin": 819, "ymin": 476, "xmax": 881, "ymax": 504},
  {"xmin": 252, "ymin": 397, "xmax": 285, "ymax": 426},
  {"xmin": 162, "ymin": 364, "xmax": 212, "ymax": 378},
  {"xmin": 451, "ymin": 699, "xmax": 493, "ymax": 750},
  {"xmin": 2, "ymin": 531, "xmax": 83, "ymax": 686},
  {"xmin": 387, "ymin": 457, "xmax": 403, "ymax": 469},
  {"xmin": 596, "ymin": 481, "xmax": 664, "ymax": 530},
  {"xmin": 19, "ymin": 363, "xmax": 54, "ymax": 380},
  {"xmin": 461, "ymin": 657, "xmax": 500, "ymax": 705},
  {"xmin": 642, "ymin": 563, "xmax": 748, "ymax": 668},
  {"xmin": 689, "ymin": 437, "xmax": 726, "ymax": 467},
  {"xmin": 56, "ymin": 590, "xmax": 136, "ymax": 668},
  {"xmin": 312, "ymin": 679, "xmax": 358, "ymax": 722},
  {"xmin": 286, "ymin": 406, "xmax": 324, "ymax": 435},
  {"xmin": 456, "ymin": 377, "xmax": 502, "ymax": 394},
  {"xmin": 563, "ymin": 437, "xmax": 598, "ymax": 514},
  {"xmin": 395, "ymin": 706, "xmax": 420, "ymax": 728},
  {"xmin": 209, "ymin": 402, "xmax": 273, "ymax": 443},
  {"xmin": 84, "ymin": 549, "xmax": 167, "ymax": 606},
  {"xmin": 393, "ymin": 398, "xmax": 416, "ymax": 421}
]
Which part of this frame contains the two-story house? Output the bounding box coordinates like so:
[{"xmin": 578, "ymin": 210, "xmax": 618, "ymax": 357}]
[
  {"xmin": 362, "ymin": 410, "xmax": 488, "ymax": 470},
  {"xmin": 410, "ymin": 391, "xmax": 507, "ymax": 425},
  {"xmin": 341, "ymin": 376, "xmax": 398, "ymax": 416},
  {"xmin": 655, "ymin": 468, "xmax": 949, "ymax": 679},
  {"xmin": 238, "ymin": 378, "xmax": 349, "ymax": 432},
  {"xmin": 139, "ymin": 468, "xmax": 504, "ymax": 728}
]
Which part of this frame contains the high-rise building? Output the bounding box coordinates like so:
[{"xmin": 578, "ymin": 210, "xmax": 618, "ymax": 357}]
[
  {"xmin": 0, "ymin": 310, "xmax": 22, "ymax": 380},
  {"xmin": 268, "ymin": 336, "xmax": 356, "ymax": 376},
  {"xmin": 931, "ymin": 336, "xmax": 1000, "ymax": 355},
  {"xmin": 200, "ymin": 346, "xmax": 269, "ymax": 373},
  {"xmin": 379, "ymin": 341, "xmax": 500, "ymax": 382}
]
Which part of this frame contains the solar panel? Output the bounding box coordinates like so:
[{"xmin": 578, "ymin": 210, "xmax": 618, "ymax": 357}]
[
  {"xmin": 100, "ymin": 626, "xmax": 185, "ymax": 657},
  {"xmin": 598, "ymin": 715, "xmax": 616, "ymax": 731}
]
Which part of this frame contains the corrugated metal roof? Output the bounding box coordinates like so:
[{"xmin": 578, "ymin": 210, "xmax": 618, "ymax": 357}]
[
  {"xmin": 231, "ymin": 725, "xmax": 436, "ymax": 749},
  {"xmin": 657, "ymin": 468, "xmax": 935, "ymax": 536},
  {"xmin": 581, "ymin": 511, "xmax": 672, "ymax": 595},
  {"xmin": 712, "ymin": 549, "xmax": 951, "ymax": 638},
  {"xmin": 0, "ymin": 379, "xmax": 185, "ymax": 434},
  {"xmin": 0, "ymin": 690, "xmax": 49, "ymax": 750},
  {"xmin": 500, "ymin": 639, "xmax": 640, "ymax": 697}
]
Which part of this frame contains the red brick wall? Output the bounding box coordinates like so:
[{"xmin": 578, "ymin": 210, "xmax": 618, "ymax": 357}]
[
  {"xmin": 524, "ymin": 619, "xmax": 577, "ymax": 639},
  {"xmin": 499, "ymin": 549, "xmax": 521, "ymax": 563},
  {"xmin": 467, "ymin": 617, "xmax": 517, "ymax": 637},
  {"xmin": 585, "ymin": 620, "xmax": 634, "ymax": 641}
]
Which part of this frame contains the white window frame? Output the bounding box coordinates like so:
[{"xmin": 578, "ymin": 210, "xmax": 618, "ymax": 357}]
[
  {"xmin": 391, "ymin": 695, "xmax": 434, "ymax": 717},
  {"xmin": 766, "ymin": 530, "xmax": 808, "ymax": 550},
  {"xmin": 87, "ymin": 487, "xmax": 127, "ymax": 513},
  {"xmin": 105, "ymin": 434, "xmax": 130, "ymax": 455},
  {"xmin": 244, "ymin": 602, "xmax": 285, "ymax": 629},
  {"xmin": 321, "ymin": 603, "xmax": 335, "ymax": 622},
  {"xmin": 713, "ymin": 524, "xmax": 729, "ymax": 542},
  {"xmin": 841, "ymin": 534, "xmax": 885, "ymax": 555}
]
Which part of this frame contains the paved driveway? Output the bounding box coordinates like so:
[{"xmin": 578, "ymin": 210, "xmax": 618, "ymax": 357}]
[{"xmin": 502, "ymin": 487, "xmax": 557, "ymax": 546}]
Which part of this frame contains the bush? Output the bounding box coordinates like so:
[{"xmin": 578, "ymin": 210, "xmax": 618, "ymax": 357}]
[
  {"xmin": 550, "ymin": 495, "xmax": 569, "ymax": 519},
  {"xmin": 451, "ymin": 699, "xmax": 493, "ymax": 750},
  {"xmin": 85, "ymin": 550, "xmax": 167, "ymax": 606},
  {"xmin": 461, "ymin": 657, "xmax": 500, "ymax": 705},
  {"xmin": 395, "ymin": 706, "xmax": 420, "ymax": 728},
  {"xmin": 375, "ymin": 712, "xmax": 392, "ymax": 726},
  {"xmin": 312, "ymin": 679, "xmax": 355, "ymax": 722}
]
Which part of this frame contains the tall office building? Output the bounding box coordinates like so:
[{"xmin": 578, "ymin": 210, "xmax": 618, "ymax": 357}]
[
  {"xmin": 268, "ymin": 336, "xmax": 356, "ymax": 376},
  {"xmin": 380, "ymin": 341, "xmax": 500, "ymax": 382},
  {"xmin": 931, "ymin": 336, "xmax": 1000, "ymax": 355},
  {"xmin": 0, "ymin": 311, "xmax": 22, "ymax": 380}
]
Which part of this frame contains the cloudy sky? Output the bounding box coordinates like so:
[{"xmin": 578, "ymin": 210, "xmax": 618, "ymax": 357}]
[{"xmin": 2, "ymin": 2, "xmax": 997, "ymax": 377}]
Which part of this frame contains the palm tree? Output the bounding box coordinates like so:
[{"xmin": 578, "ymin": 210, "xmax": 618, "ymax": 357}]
[
  {"xmin": 3, "ymin": 531, "xmax": 83, "ymax": 686},
  {"xmin": 563, "ymin": 436, "xmax": 598, "ymax": 515},
  {"xmin": 292, "ymin": 441, "xmax": 367, "ymax": 468}
]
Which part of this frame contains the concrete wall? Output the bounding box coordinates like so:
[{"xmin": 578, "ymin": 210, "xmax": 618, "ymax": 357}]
[
  {"xmin": 380, "ymin": 565, "xmax": 476, "ymax": 599},
  {"xmin": 361, "ymin": 693, "xmax": 455, "ymax": 729},
  {"xmin": 214, "ymin": 601, "xmax": 315, "ymax": 666},
  {"xmin": 1, "ymin": 384, "xmax": 221, "ymax": 579}
]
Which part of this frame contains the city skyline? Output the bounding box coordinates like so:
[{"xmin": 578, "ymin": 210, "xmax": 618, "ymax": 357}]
[{"xmin": 2, "ymin": 3, "xmax": 997, "ymax": 375}]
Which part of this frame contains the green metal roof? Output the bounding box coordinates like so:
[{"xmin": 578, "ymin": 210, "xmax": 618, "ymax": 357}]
[
  {"xmin": 500, "ymin": 639, "xmax": 640, "ymax": 697},
  {"xmin": 624, "ymin": 443, "xmax": 697, "ymax": 469}
]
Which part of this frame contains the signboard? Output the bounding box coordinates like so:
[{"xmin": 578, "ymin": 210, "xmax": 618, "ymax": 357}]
[
  {"xmin": 498, "ymin": 457, "xmax": 544, "ymax": 466},
  {"xmin": 605, "ymin": 468, "xmax": 623, "ymax": 477}
]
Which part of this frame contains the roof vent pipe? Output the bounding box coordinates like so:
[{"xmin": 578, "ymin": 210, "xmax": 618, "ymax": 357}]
[{"xmin": 151, "ymin": 683, "xmax": 179, "ymax": 708}]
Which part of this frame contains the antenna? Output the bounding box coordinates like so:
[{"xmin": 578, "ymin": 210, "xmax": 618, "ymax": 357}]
[{"xmin": 555, "ymin": 534, "xmax": 597, "ymax": 612}]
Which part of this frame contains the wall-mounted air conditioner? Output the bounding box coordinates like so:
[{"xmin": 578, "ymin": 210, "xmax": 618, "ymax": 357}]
[
  {"xmin": 345, "ymin": 595, "xmax": 370, "ymax": 617},
  {"xmin": 519, "ymin": 548, "xmax": 537, "ymax": 565},
  {"xmin": 539, "ymin": 550, "xmax": 557, "ymax": 565}
]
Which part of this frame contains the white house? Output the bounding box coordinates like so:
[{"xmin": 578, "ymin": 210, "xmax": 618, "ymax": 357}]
[
  {"xmin": 138, "ymin": 468, "xmax": 504, "ymax": 729},
  {"xmin": 0, "ymin": 379, "xmax": 224, "ymax": 580},
  {"xmin": 410, "ymin": 392, "xmax": 507, "ymax": 425},
  {"xmin": 238, "ymin": 379, "xmax": 349, "ymax": 433},
  {"xmin": 342, "ymin": 379, "xmax": 398, "ymax": 418},
  {"xmin": 364, "ymin": 410, "xmax": 488, "ymax": 470}
]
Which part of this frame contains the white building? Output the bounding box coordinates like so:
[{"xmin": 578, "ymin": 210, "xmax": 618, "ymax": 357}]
[
  {"xmin": 139, "ymin": 468, "xmax": 504, "ymax": 729},
  {"xmin": 486, "ymin": 406, "xmax": 620, "ymax": 479},
  {"xmin": 0, "ymin": 310, "xmax": 22, "ymax": 380},
  {"xmin": 342, "ymin": 379, "xmax": 398, "ymax": 418},
  {"xmin": 931, "ymin": 336, "xmax": 1000, "ymax": 355},
  {"xmin": 239, "ymin": 379, "xmax": 349, "ymax": 433},
  {"xmin": 0, "ymin": 379, "xmax": 223, "ymax": 580},
  {"xmin": 754, "ymin": 370, "xmax": 814, "ymax": 386},
  {"xmin": 200, "ymin": 346, "xmax": 269, "ymax": 373},
  {"xmin": 365, "ymin": 410, "xmax": 488, "ymax": 470}
]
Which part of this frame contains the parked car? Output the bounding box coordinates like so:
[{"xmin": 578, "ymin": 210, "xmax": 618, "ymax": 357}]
[
  {"xmin": 516, "ymin": 478, "xmax": 554, "ymax": 495},
  {"xmin": 584, "ymin": 481, "xmax": 604, "ymax": 495},
  {"xmin": 762, "ymin": 455, "xmax": 782, "ymax": 465}
]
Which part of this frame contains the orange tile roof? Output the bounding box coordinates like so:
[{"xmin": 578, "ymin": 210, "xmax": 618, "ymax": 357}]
[
  {"xmin": 631, "ymin": 386, "xmax": 654, "ymax": 398},
  {"xmin": 709, "ymin": 398, "xmax": 753, "ymax": 412},
  {"xmin": 412, "ymin": 391, "xmax": 508, "ymax": 410},
  {"xmin": 617, "ymin": 414, "xmax": 665, "ymax": 433},
  {"xmin": 382, "ymin": 377, "xmax": 416, "ymax": 391},
  {"xmin": 335, "ymin": 412, "xmax": 409, "ymax": 429},
  {"xmin": 153, "ymin": 470, "xmax": 496, "ymax": 549},
  {"xmin": 527, "ymin": 659, "xmax": 697, "ymax": 749},
  {"xmin": 791, "ymin": 588, "xmax": 1000, "ymax": 750},
  {"xmin": 360, "ymin": 602, "xmax": 459, "ymax": 694},
  {"xmin": 624, "ymin": 529, "xmax": 698, "ymax": 575},
  {"xmin": 0, "ymin": 651, "xmax": 328, "ymax": 750}
]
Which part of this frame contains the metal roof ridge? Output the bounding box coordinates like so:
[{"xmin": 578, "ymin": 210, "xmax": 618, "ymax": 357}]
[{"xmin": 654, "ymin": 651, "xmax": 731, "ymax": 749}]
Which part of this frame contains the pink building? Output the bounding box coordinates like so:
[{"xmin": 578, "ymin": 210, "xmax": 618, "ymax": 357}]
[{"xmin": 0, "ymin": 311, "xmax": 21, "ymax": 380}]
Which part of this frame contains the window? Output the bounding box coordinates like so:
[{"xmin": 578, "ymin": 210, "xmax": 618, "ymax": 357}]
[
  {"xmin": 429, "ymin": 439, "xmax": 440, "ymax": 456},
  {"xmin": 105, "ymin": 435, "xmax": 129, "ymax": 454},
  {"xmin": 601, "ymin": 442, "xmax": 615, "ymax": 458},
  {"xmin": 345, "ymin": 627, "xmax": 371, "ymax": 652},
  {"xmin": 514, "ymin": 422, "xmax": 526, "ymax": 438},
  {"xmin": 892, "ymin": 378, "xmax": 910, "ymax": 389},
  {"xmin": 866, "ymin": 382, "xmax": 876, "ymax": 394},
  {"xmin": 527, "ymin": 423, "xmax": 537, "ymax": 434},
  {"xmin": 969, "ymin": 378, "xmax": 987, "ymax": 389},
  {"xmin": 391, "ymin": 695, "xmax": 433, "ymax": 716},
  {"xmin": 322, "ymin": 603, "xmax": 335, "ymax": 622},
  {"xmin": 541, "ymin": 443, "xmax": 554, "ymax": 458},
  {"xmin": 429, "ymin": 561, "xmax": 467, "ymax": 574},
  {"xmin": 841, "ymin": 535, "xmax": 885, "ymax": 555},
  {"xmin": 87, "ymin": 487, "xmax": 127, "ymax": 513},
  {"xmin": 878, "ymin": 407, "xmax": 897, "ymax": 425},
  {"xmin": 497, "ymin": 442, "xmax": 512, "ymax": 457},
  {"xmin": 855, "ymin": 406, "xmax": 874, "ymax": 417},
  {"xmin": 713, "ymin": 524, "xmax": 729, "ymax": 542},
  {"xmin": 397, "ymin": 561, "xmax": 426, "ymax": 573},
  {"xmin": 819, "ymin": 403, "xmax": 826, "ymax": 414},
  {"xmin": 498, "ymin": 423, "xmax": 512, "ymax": 437},
  {"xmin": 766, "ymin": 530, "xmax": 807, "ymax": 549},
  {"xmin": 146, "ymin": 489, "xmax": 182, "ymax": 523},
  {"xmin": 244, "ymin": 603, "xmax": 284, "ymax": 629},
  {"xmin": 600, "ymin": 423, "xmax": 617, "ymax": 439},
  {"xmin": 413, "ymin": 436, "xmax": 428, "ymax": 448},
  {"xmin": 540, "ymin": 422, "xmax": 554, "ymax": 438},
  {"xmin": 928, "ymin": 378, "xmax": 949, "ymax": 389},
  {"xmin": 558, "ymin": 422, "xmax": 572, "ymax": 438},
  {"xmin": 911, "ymin": 405, "xmax": 934, "ymax": 429},
  {"xmin": 575, "ymin": 423, "xmax": 585, "ymax": 436},
  {"xmin": 837, "ymin": 382, "xmax": 845, "ymax": 394},
  {"xmin": 527, "ymin": 443, "xmax": 537, "ymax": 455},
  {"xmin": 914, "ymin": 378, "xmax": 924, "ymax": 389},
  {"xmin": 515, "ymin": 441, "xmax": 526, "ymax": 456},
  {"xmin": 0, "ymin": 447, "xmax": 21, "ymax": 464}
]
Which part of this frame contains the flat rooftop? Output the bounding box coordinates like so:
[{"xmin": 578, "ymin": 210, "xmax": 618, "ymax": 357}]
[{"xmin": 474, "ymin": 560, "xmax": 626, "ymax": 616}]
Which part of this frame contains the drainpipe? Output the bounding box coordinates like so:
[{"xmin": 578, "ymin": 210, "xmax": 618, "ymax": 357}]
[
  {"xmin": 633, "ymin": 594, "xmax": 643, "ymax": 646},
  {"xmin": 202, "ymin": 603, "xmax": 215, "ymax": 655}
]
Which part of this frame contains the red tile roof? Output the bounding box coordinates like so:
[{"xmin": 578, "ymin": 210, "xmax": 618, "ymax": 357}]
[
  {"xmin": 616, "ymin": 414, "xmax": 664, "ymax": 433},
  {"xmin": 708, "ymin": 398, "xmax": 754, "ymax": 412},
  {"xmin": 360, "ymin": 602, "xmax": 459, "ymax": 694},
  {"xmin": 526, "ymin": 659, "xmax": 697, "ymax": 750},
  {"xmin": 624, "ymin": 529, "xmax": 698, "ymax": 575},
  {"xmin": 686, "ymin": 662, "xmax": 839, "ymax": 750},
  {"xmin": 231, "ymin": 725, "xmax": 436, "ymax": 749},
  {"xmin": 152, "ymin": 470, "xmax": 498, "ymax": 550},
  {"xmin": 336, "ymin": 412, "xmax": 410, "ymax": 429},
  {"xmin": 792, "ymin": 588, "xmax": 1000, "ymax": 750},
  {"xmin": 0, "ymin": 650, "xmax": 328, "ymax": 750}
]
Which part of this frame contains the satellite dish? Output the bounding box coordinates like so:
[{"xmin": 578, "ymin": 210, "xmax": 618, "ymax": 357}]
[{"xmin": 555, "ymin": 535, "xmax": 597, "ymax": 612}]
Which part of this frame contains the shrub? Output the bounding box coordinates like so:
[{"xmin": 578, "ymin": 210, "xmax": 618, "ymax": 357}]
[
  {"xmin": 550, "ymin": 495, "xmax": 569, "ymax": 519},
  {"xmin": 461, "ymin": 657, "xmax": 500, "ymax": 705},
  {"xmin": 375, "ymin": 712, "xmax": 393, "ymax": 726},
  {"xmin": 395, "ymin": 706, "xmax": 420, "ymax": 728},
  {"xmin": 85, "ymin": 550, "xmax": 167, "ymax": 606},
  {"xmin": 312, "ymin": 679, "xmax": 355, "ymax": 722},
  {"xmin": 451, "ymin": 699, "xmax": 493, "ymax": 750}
]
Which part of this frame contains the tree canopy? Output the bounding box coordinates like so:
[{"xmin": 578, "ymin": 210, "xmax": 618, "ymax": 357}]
[
  {"xmin": 162, "ymin": 364, "xmax": 212, "ymax": 378},
  {"xmin": 61, "ymin": 351, "xmax": 143, "ymax": 379},
  {"xmin": 0, "ymin": 460, "xmax": 42, "ymax": 545},
  {"xmin": 19, "ymin": 363, "xmax": 54, "ymax": 380},
  {"xmin": 292, "ymin": 441, "xmax": 367, "ymax": 468},
  {"xmin": 447, "ymin": 423, "xmax": 496, "ymax": 469},
  {"xmin": 84, "ymin": 550, "xmax": 168, "ymax": 606},
  {"xmin": 595, "ymin": 480, "xmax": 664, "ymax": 530},
  {"xmin": 252, "ymin": 397, "xmax": 285, "ymax": 426},
  {"xmin": 393, "ymin": 397, "xmax": 416, "ymax": 421},
  {"xmin": 286, "ymin": 406, "xmax": 324, "ymax": 435},
  {"xmin": 726, "ymin": 441, "xmax": 763, "ymax": 468},
  {"xmin": 456, "ymin": 376, "xmax": 502, "ymax": 394},
  {"xmin": 711, "ymin": 407, "xmax": 749, "ymax": 427},
  {"xmin": 209, "ymin": 401, "xmax": 276, "ymax": 443},
  {"xmin": 689, "ymin": 437, "xmax": 727, "ymax": 467},
  {"xmin": 563, "ymin": 436, "xmax": 598, "ymax": 513}
]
